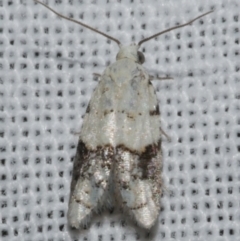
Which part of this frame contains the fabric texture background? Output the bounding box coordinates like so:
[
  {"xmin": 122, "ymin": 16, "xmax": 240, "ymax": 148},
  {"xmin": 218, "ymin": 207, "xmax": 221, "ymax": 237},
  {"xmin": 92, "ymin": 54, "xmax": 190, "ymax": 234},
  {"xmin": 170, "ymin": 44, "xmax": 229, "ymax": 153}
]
[{"xmin": 1, "ymin": 0, "xmax": 239, "ymax": 240}]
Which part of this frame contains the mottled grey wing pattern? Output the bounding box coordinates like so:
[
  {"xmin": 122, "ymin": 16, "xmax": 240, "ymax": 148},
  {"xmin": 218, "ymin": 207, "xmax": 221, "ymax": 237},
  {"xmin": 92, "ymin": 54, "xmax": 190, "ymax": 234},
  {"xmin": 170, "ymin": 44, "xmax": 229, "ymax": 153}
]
[{"xmin": 68, "ymin": 140, "xmax": 114, "ymax": 228}]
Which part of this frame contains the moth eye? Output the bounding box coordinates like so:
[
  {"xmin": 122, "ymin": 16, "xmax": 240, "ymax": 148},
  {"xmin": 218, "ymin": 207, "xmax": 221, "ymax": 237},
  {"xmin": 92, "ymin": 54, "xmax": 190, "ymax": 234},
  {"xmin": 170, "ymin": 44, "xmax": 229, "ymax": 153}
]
[{"xmin": 137, "ymin": 51, "xmax": 145, "ymax": 64}]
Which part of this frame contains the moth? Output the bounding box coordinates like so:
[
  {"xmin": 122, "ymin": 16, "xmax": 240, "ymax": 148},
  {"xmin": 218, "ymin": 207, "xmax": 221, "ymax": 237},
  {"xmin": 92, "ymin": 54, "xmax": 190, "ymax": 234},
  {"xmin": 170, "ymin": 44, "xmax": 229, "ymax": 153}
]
[{"xmin": 34, "ymin": 0, "xmax": 212, "ymax": 229}]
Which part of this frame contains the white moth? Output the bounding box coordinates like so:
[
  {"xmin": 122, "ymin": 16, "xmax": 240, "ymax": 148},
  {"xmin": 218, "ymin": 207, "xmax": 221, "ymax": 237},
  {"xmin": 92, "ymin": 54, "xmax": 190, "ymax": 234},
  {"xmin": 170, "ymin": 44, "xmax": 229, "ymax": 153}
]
[{"xmin": 34, "ymin": 0, "xmax": 212, "ymax": 229}]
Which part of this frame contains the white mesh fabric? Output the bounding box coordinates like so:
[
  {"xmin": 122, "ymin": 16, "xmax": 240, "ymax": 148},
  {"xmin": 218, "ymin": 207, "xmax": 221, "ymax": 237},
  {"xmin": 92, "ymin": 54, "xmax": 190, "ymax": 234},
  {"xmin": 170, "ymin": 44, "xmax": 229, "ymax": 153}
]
[{"xmin": 1, "ymin": 0, "xmax": 240, "ymax": 240}]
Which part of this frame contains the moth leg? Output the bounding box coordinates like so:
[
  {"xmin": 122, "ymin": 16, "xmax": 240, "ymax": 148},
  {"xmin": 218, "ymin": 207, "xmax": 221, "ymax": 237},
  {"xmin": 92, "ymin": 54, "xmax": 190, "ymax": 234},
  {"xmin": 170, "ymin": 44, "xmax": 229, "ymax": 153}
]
[
  {"xmin": 160, "ymin": 127, "xmax": 171, "ymax": 142},
  {"xmin": 115, "ymin": 143, "xmax": 163, "ymax": 229},
  {"xmin": 71, "ymin": 131, "xmax": 81, "ymax": 136},
  {"xmin": 149, "ymin": 75, "xmax": 173, "ymax": 81},
  {"xmin": 68, "ymin": 141, "xmax": 113, "ymax": 229},
  {"xmin": 92, "ymin": 73, "xmax": 102, "ymax": 78}
]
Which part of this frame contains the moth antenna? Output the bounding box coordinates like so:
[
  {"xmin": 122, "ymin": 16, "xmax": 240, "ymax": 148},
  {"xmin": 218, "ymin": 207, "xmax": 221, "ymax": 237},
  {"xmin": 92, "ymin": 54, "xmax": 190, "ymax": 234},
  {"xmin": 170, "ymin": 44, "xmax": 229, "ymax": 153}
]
[
  {"xmin": 33, "ymin": 0, "xmax": 121, "ymax": 46},
  {"xmin": 138, "ymin": 10, "xmax": 213, "ymax": 46}
]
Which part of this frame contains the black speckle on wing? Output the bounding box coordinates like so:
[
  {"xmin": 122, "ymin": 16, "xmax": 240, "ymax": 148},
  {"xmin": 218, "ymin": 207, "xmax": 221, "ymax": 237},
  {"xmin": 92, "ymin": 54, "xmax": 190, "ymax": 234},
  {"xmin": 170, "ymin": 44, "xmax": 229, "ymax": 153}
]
[
  {"xmin": 85, "ymin": 105, "xmax": 91, "ymax": 114},
  {"xmin": 149, "ymin": 104, "xmax": 160, "ymax": 116}
]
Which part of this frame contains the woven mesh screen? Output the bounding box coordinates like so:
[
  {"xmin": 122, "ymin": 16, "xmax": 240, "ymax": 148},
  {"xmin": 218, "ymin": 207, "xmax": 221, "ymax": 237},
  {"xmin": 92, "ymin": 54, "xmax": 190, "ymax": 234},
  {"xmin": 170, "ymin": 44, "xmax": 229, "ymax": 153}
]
[{"xmin": 1, "ymin": 0, "xmax": 240, "ymax": 240}]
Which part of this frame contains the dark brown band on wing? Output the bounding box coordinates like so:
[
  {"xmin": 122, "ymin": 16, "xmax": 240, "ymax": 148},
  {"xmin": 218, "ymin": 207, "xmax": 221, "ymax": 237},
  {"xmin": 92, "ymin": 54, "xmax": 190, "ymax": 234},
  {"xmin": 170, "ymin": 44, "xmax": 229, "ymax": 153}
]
[
  {"xmin": 70, "ymin": 141, "xmax": 89, "ymax": 192},
  {"xmin": 116, "ymin": 139, "xmax": 161, "ymax": 180},
  {"xmin": 70, "ymin": 140, "xmax": 114, "ymax": 193}
]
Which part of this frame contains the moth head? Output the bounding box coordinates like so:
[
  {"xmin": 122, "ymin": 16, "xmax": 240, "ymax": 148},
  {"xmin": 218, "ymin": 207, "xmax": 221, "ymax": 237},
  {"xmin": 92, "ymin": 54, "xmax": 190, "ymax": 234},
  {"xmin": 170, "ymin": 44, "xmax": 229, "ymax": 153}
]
[{"xmin": 116, "ymin": 44, "xmax": 145, "ymax": 64}]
